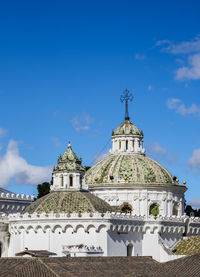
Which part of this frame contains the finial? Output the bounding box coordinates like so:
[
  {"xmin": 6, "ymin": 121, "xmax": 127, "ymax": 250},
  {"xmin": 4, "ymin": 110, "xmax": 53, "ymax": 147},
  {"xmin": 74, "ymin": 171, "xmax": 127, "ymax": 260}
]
[
  {"xmin": 120, "ymin": 89, "xmax": 133, "ymax": 121},
  {"xmin": 68, "ymin": 141, "xmax": 71, "ymax": 147}
]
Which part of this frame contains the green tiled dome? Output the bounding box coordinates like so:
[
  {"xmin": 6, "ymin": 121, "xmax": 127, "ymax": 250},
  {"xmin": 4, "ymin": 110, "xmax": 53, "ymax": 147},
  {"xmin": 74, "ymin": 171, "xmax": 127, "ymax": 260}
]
[
  {"xmin": 173, "ymin": 236, "xmax": 200, "ymax": 255},
  {"xmin": 113, "ymin": 119, "xmax": 142, "ymax": 137},
  {"xmin": 24, "ymin": 191, "xmax": 113, "ymax": 214},
  {"xmin": 85, "ymin": 154, "xmax": 174, "ymax": 186}
]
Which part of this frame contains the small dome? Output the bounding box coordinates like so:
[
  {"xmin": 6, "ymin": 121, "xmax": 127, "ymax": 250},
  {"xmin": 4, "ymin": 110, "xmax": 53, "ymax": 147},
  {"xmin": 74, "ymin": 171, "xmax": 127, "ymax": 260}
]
[
  {"xmin": 24, "ymin": 191, "xmax": 113, "ymax": 214},
  {"xmin": 86, "ymin": 154, "xmax": 174, "ymax": 186},
  {"xmin": 113, "ymin": 119, "xmax": 142, "ymax": 136}
]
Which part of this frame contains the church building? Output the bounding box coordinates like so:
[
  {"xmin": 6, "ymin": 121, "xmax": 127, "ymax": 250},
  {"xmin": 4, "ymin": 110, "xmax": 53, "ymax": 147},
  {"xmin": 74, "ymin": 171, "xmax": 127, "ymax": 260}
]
[{"xmin": 0, "ymin": 90, "xmax": 200, "ymax": 262}]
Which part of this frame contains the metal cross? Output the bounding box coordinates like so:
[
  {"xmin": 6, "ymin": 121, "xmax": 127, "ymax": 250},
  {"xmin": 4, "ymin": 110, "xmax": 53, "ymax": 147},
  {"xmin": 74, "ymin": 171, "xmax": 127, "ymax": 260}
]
[{"xmin": 120, "ymin": 89, "xmax": 133, "ymax": 120}]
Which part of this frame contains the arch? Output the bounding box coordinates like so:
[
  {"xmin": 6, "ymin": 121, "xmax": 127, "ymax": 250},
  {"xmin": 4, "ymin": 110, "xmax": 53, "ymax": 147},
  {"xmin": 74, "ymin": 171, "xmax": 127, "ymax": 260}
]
[
  {"xmin": 34, "ymin": 225, "xmax": 43, "ymax": 233},
  {"xmin": 127, "ymin": 243, "xmax": 133, "ymax": 256},
  {"xmin": 44, "ymin": 225, "xmax": 51, "ymax": 233},
  {"xmin": 120, "ymin": 202, "xmax": 132, "ymax": 214},
  {"xmin": 173, "ymin": 203, "xmax": 179, "ymax": 216},
  {"xmin": 86, "ymin": 224, "xmax": 96, "ymax": 233},
  {"xmin": 69, "ymin": 175, "xmax": 73, "ymax": 187},
  {"xmin": 52, "ymin": 225, "xmax": 62, "ymax": 233},
  {"xmin": 126, "ymin": 140, "xmax": 128, "ymax": 150},
  {"xmin": 97, "ymin": 224, "xmax": 107, "ymax": 233},
  {"xmin": 0, "ymin": 242, "xmax": 2, "ymax": 257},
  {"xmin": 63, "ymin": 224, "xmax": 74, "ymax": 233},
  {"xmin": 149, "ymin": 203, "xmax": 159, "ymax": 218},
  {"xmin": 74, "ymin": 224, "xmax": 85, "ymax": 233},
  {"xmin": 26, "ymin": 225, "xmax": 34, "ymax": 233}
]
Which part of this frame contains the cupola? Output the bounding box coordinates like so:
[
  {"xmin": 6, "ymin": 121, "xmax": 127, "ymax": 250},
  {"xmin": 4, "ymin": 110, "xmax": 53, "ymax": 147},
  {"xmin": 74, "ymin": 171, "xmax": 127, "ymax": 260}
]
[{"xmin": 51, "ymin": 142, "xmax": 87, "ymax": 191}]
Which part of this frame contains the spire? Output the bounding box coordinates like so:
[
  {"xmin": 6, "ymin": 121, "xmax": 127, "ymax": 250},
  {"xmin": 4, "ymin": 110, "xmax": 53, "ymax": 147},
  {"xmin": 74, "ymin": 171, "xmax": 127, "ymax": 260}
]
[{"xmin": 120, "ymin": 89, "xmax": 134, "ymax": 121}]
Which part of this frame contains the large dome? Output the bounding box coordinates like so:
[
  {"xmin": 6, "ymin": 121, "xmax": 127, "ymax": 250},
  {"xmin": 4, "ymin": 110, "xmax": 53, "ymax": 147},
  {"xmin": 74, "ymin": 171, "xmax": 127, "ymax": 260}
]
[
  {"xmin": 85, "ymin": 154, "xmax": 174, "ymax": 186},
  {"xmin": 25, "ymin": 191, "xmax": 114, "ymax": 214}
]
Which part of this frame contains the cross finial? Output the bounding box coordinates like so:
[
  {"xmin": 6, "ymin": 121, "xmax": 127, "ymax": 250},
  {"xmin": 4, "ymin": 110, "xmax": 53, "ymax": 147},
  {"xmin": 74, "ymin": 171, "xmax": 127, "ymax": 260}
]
[{"xmin": 120, "ymin": 89, "xmax": 133, "ymax": 121}]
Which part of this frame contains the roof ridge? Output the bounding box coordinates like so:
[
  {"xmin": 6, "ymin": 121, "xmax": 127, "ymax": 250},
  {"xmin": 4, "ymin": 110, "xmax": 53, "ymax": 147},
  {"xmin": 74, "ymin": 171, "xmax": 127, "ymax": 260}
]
[{"xmin": 38, "ymin": 258, "xmax": 60, "ymax": 277}]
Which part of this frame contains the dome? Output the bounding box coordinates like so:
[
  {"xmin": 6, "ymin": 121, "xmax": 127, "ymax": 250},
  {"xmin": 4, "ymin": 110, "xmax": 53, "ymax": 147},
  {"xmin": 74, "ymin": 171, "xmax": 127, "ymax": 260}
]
[
  {"xmin": 85, "ymin": 153, "xmax": 174, "ymax": 186},
  {"xmin": 113, "ymin": 119, "xmax": 142, "ymax": 137},
  {"xmin": 24, "ymin": 191, "xmax": 114, "ymax": 214}
]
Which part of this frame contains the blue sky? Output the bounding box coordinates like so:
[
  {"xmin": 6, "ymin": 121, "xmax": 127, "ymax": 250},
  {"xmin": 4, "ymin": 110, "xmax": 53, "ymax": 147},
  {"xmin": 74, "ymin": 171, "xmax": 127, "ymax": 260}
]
[{"xmin": 0, "ymin": 0, "xmax": 200, "ymax": 207}]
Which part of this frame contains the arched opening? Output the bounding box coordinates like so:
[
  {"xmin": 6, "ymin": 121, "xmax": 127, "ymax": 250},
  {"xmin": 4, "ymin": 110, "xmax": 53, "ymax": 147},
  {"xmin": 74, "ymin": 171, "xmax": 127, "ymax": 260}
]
[
  {"xmin": 132, "ymin": 140, "xmax": 134, "ymax": 150},
  {"xmin": 120, "ymin": 202, "xmax": 132, "ymax": 214},
  {"xmin": 0, "ymin": 242, "xmax": 2, "ymax": 257},
  {"xmin": 60, "ymin": 175, "xmax": 64, "ymax": 187},
  {"xmin": 149, "ymin": 203, "xmax": 159, "ymax": 218},
  {"xmin": 69, "ymin": 175, "xmax": 73, "ymax": 187},
  {"xmin": 173, "ymin": 203, "xmax": 179, "ymax": 216},
  {"xmin": 126, "ymin": 140, "xmax": 128, "ymax": 150},
  {"xmin": 119, "ymin": 140, "xmax": 121, "ymax": 150},
  {"xmin": 127, "ymin": 243, "xmax": 133, "ymax": 256}
]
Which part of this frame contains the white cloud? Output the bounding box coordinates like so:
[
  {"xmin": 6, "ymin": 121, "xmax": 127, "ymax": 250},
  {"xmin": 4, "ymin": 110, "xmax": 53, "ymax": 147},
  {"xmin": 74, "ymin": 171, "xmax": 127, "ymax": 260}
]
[
  {"xmin": 176, "ymin": 54, "xmax": 200, "ymax": 80},
  {"xmin": 188, "ymin": 149, "xmax": 200, "ymax": 173},
  {"xmin": 92, "ymin": 150, "xmax": 109, "ymax": 164},
  {"xmin": 0, "ymin": 128, "xmax": 7, "ymax": 138},
  {"xmin": 147, "ymin": 85, "xmax": 153, "ymax": 91},
  {"xmin": 148, "ymin": 142, "xmax": 167, "ymax": 156},
  {"xmin": 71, "ymin": 114, "xmax": 93, "ymax": 132},
  {"xmin": 0, "ymin": 140, "xmax": 52, "ymax": 187},
  {"xmin": 147, "ymin": 142, "xmax": 178, "ymax": 165},
  {"xmin": 188, "ymin": 199, "xmax": 200, "ymax": 210},
  {"xmin": 135, "ymin": 53, "xmax": 146, "ymax": 60},
  {"xmin": 156, "ymin": 35, "xmax": 200, "ymax": 54},
  {"xmin": 167, "ymin": 98, "xmax": 200, "ymax": 118}
]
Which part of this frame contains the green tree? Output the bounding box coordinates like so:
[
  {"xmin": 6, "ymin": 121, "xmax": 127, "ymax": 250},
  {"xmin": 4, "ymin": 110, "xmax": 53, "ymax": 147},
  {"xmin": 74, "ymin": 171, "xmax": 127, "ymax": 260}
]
[{"xmin": 37, "ymin": 182, "xmax": 51, "ymax": 199}]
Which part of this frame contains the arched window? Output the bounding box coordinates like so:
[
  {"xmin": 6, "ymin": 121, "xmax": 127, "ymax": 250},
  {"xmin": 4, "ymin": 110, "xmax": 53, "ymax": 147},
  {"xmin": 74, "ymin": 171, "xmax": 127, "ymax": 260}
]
[
  {"xmin": 0, "ymin": 242, "xmax": 2, "ymax": 257},
  {"xmin": 132, "ymin": 140, "xmax": 134, "ymax": 150},
  {"xmin": 149, "ymin": 203, "xmax": 159, "ymax": 218},
  {"xmin": 69, "ymin": 175, "xmax": 73, "ymax": 187},
  {"xmin": 173, "ymin": 203, "xmax": 179, "ymax": 216},
  {"xmin": 120, "ymin": 202, "xmax": 132, "ymax": 214},
  {"xmin": 60, "ymin": 175, "xmax": 64, "ymax": 187},
  {"xmin": 119, "ymin": 140, "xmax": 121, "ymax": 150},
  {"xmin": 126, "ymin": 140, "xmax": 128, "ymax": 150},
  {"xmin": 127, "ymin": 243, "xmax": 133, "ymax": 256}
]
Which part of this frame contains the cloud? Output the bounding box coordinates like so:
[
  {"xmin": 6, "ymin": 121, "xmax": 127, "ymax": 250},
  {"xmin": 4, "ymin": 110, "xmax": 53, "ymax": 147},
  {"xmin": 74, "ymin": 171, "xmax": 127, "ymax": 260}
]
[
  {"xmin": 0, "ymin": 140, "xmax": 52, "ymax": 187},
  {"xmin": 175, "ymin": 54, "xmax": 200, "ymax": 80},
  {"xmin": 92, "ymin": 150, "xmax": 109, "ymax": 164},
  {"xmin": 167, "ymin": 98, "xmax": 200, "ymax": 118},
  {"xmin": 156, "ymin": 35, "xmax": 200, "ymax": 80},
  {"xmin": 0, "ymin": 128, "xmax": 7, "ymax": 138},
  {"xmin": 147, "ymin": 85, "xmax": 153, "ymax": 91},
  {"xmin": 71, "ymin": 114, "xmax": 93, "ymax": 132},
  {"xmin": 156, "ymin": 35, "xmax": 200, "ymax": 54},
  {"xmin": 147, "ymin": 142, "xmax": 179, "ymax": 165},
  {"xmin": 188, "ymin": 199, "xmax": 200, "ymax": 210},
  {"xmin": 135, "ymin": 53, "xmax": 146, "ymax": 60},
  {"xmin": 188, "ymin": 149, "xmax": 200, "ymax": 173}
]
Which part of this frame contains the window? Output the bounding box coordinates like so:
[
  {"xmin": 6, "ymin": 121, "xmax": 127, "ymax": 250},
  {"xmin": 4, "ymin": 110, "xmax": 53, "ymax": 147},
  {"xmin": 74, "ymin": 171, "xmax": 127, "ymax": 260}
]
[
  {"xmin": 120, "ymin": 202, "xmax": 132, "ymax": 214},
  {"xmin": 119, "ymin": 140, "xmax": 121, "ymax": 149},
  {"xmin": 132, "ymin": 140, "xmax": 134, "ymax": 150},
  {"xmin": 126, "ymin": 140, "xmax": 128, "ymax": 150},
  {"xmin": 127, "ymin": 243, "xmax": 133, "ymax": 256},
  {"xmin": 60, "ymin": 175, "xmax": 64, "ymax": 187},
  {"xmin": 149, "ymin": 203, "xmax": 159, "ymax": 218},
  {"xmin": 173, "ymin": 203, "xmax": 179, "ymax": 216},
  {"xmin": 0, "ymin": 242, "xmax": 2, "ymax": 257},
  {"xmin": 69, "ymin": 175, "xmax": 73, "ymax": 187}
]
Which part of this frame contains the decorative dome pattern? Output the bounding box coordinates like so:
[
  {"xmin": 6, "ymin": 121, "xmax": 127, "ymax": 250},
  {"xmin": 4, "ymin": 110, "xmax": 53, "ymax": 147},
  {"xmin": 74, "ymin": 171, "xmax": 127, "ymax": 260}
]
[
  {"xmin": 112, "ymin": 119, "xmax": 143, "ymax": 137},
  {"xmin": 24, "ymin": 191, "xmax": 114, "ymax": 214},
  {"xmin": 85, "ymin": 154, "xmax": 174, "ymax": 186},
  {"xmin": 53, "ymin": 144, "xmax": 85, "ymax": 172}
]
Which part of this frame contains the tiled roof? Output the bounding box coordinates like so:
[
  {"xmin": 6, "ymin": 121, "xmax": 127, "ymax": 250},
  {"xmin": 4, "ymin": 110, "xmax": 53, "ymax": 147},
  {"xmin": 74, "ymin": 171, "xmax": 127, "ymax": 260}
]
[
  {"xmin": 172, "ymin": 235, "xmax": 200, "ymax": 255},
  {"xmin": 16, "ymin": 250, "xmax": 57, "ymax": 257},
  {"xmin": 24, "ymin": 191, "xmax": 114, "ymax": 214},
  {"xmin": 1, "ymin": 254, "xmax": 200, "ymax": 277},
  {"xmin": 86, "ymin": 153, "xmax": 174, "ymax": 186}
]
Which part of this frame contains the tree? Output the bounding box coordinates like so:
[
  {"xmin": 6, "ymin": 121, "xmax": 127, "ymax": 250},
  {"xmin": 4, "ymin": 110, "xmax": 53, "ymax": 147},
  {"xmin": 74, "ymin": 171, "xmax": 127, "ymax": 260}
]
[{"xmin": 37, "ymin": 182, "xmax": 51, "ymax": 199}]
